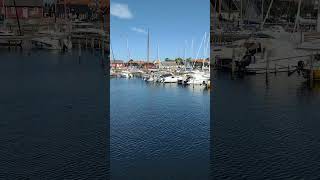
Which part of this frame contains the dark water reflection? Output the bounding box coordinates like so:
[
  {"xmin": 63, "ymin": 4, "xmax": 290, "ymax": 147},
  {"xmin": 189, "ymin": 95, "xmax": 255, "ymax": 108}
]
[
  {"xmin": 0, "ymin": 50, "xmax": 108, "ymax": 179},
  {"xmin": 111, "ymin": 78, "xmax": 210, "ymax": 180},
  {"xmin": 212, "ymin": 72, "xmax": 320, "ymax": 179}
]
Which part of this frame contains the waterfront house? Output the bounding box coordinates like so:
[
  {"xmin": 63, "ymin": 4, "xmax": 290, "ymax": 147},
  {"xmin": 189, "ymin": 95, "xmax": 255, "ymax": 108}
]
[
  {"xmin": 160, "ymin": 61, "xmax": 178, "ymax": 70},
  {"xmin": 1, "ymin": 0, "xmax": 43, "ymax": 19},
  {"xmin": 126, "ymin": 60, "xmax": 155, "ymax": 69},
  {"xmin": 111, "ymin": 60, "xmax": 125, "ymax": 69},
  {"xmin": 55, "ymin": 0, "xmax": 109, "ymax": 20},
  {"xmin": 192, "ymin": 59, "xmax": 210, "ymax": 68},
  {"xmin": 127, "ymin": 60, "xmax": 143, "ymax": 68},
  {"xmin": 56, "ymin": 0, "xmax": 90, "ymax": 20},
  {"xmin": 144, "ymin": 62, "xmax": 155, "ymax": 69}
]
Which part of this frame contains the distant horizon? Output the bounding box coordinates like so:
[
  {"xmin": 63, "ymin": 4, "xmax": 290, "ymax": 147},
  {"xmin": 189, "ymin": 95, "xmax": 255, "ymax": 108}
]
[{"xmin": 110, "ymin": 57, "xmax": 210, "ymax": 62}]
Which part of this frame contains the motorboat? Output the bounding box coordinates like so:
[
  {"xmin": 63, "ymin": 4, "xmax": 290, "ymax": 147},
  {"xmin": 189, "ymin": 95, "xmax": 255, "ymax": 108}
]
[
  {"xmin": 31, "ymin": 30, "xmax": 72, "ymax": 50},
  {"xmin": 184, "ymin": 72, "xmax": 210, "ymax": 85},
  {"xmin": 120, "ymin": 71, "xmax": 132, "ymax": 78},
  {"xmin": 159, "ymin": 73, "xmax": 178, "ymax": 83},
  {"xmin": 213, "ymin": 26, "xmax": 313, "ymax": 74}
]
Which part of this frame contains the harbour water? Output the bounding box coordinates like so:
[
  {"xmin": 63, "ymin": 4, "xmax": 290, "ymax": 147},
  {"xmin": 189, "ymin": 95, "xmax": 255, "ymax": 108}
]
[
  {"xmin": 212, "ymin": 72, "xmax": 320, "ymax": 179},
  {"xmin": 111, "ymin": 78, "xmax": 210, "ymax": 180},
  {"xmin": 0, "ymin": 50, "xmax": 108, "ymax": 179}
]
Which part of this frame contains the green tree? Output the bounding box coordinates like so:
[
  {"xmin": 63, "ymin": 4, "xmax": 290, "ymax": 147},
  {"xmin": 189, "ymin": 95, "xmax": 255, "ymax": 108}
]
[{"xmin": 175, "ymin": 57, "xmax": 183, "ymax": 65}]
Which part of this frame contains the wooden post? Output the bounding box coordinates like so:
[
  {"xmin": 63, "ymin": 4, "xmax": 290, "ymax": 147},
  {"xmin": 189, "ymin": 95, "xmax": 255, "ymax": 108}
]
[
  {"xmin": 274, "ymin": 63, "xmax": 277, "ymax": 74},
  {"xmin": 310, "ymin": 54, "xmax": 314, "ymax": 86},
  {"xmin": 266, "ymin": 52, "xmax": 269, "ymax": 83},
  {"xmin": 101, "ymin": 39, "xmax": 104, "ymax": 65},
  {"xmin": 261, "ymin": 44, "xmax": 264, "ymax": 59},
  {"xmin": 85, "ymin": 37, "xmax": 88, "ymax": 49},
  {"xmin": 78, "ymin": 39, "xmax": 81, "ymax": 63},
  {"xmin": 231, "ymin": 48, "xmax": 235, "ymax": 79}
]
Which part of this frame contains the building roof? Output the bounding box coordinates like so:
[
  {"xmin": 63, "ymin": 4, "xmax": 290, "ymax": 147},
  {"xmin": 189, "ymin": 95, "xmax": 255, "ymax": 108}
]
[
  {"xmin": 161, "ymin": 61, "xmax": 177, "ymax": 66},
  {"xmin": 3, "ymin": 0, "xmax": 43, "ymax": 7},
  {"xmin": 192, "ymin": 59, "xmax": 209, "ymax": 63},
  {"xmin": 57, "ymin": 0, "xmax": 109, "ymax": 7}
]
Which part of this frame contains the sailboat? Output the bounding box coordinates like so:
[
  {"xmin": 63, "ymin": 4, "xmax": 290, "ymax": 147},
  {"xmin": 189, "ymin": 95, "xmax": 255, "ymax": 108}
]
[
  {"xmin": 213, "ymin": 0, "xmax": 320, "ymax": 74},
  {"xmin": 32, "ymin": 30, "xmax": 71, "ymax": 50},
  {"xmin": 184, "ymin": 33, "xmax": 210, "ymax": 85},
  {"xmin": 31, "ymin": 0, "xmax": 72, "ymax": 50}
]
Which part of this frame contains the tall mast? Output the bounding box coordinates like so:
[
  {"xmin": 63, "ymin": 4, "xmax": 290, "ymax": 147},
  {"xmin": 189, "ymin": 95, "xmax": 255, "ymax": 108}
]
[
  {"xmin": 157, "ymin": 44, "xmax": 160, "ymax": 69},
  {"xmin": 240, "ymin": 0, "xmax": 243, "ymax": 27},
  {"xmin": 293, "ymin": 0, "xmax": 302, "ymax": 33},
  {"xmin": 203, "ymin": 32, "xmax": 207, "ymax": 70},
  {"xmin": 218, "ymin": 0, "xmax": 222, "ymax": 44},
  {"xmin": 261, "ymin": 0, "xmax": 274, "ymax": 30},
  {"xmin": 317, "ymin": 0, "xmax": 320, "ymax": 32},
  {"xmin": 194, "ymin": 32, "xmax": 206, "ymax": 68},
  {"xmin": 184, "ymin": 40, "xmax": 187, "ymax": 70},
  {"xmin": 261, "ymin": 0, "xmax": 264, "ymax": 29},
  {"xmin": 13, "ymin": 0, "xmax": 21, "ymax": 36},
  {"xmin": 64, "ymin": 0, "xmax": 67, "ymax": 20},
  {"xmin": 2, "ymin": 0, "xmax": 6, "ymax": 27},
  {"xmin": 147, "ymin": 28, "xmax": 150, "ymax": 68},
  {"xmin": 191, "ymin": 38, "xmax": 194, "ymax": 60},
  {"xmin": 54, "ymin": 0, "xmax": 57, "ymax": 23},
  {"xmin": 211, "ymin": 1, "xmax": 216, "ymax": 49},
  {"xmin": 126, "ymin": 35, "xmax": 130, "ymax": 61},
  {"xmin": 110, "ymin": 42, "xmax": 116, "ymax": 63},
  {"xmin": 2, "ymin": 0, "xmax": 5, "ymax": 18}
]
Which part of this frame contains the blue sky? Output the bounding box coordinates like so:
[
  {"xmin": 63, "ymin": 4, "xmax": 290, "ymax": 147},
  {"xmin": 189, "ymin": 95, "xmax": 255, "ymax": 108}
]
[{"xmin": 110, "ymin": 0, "xmax": 210, "ymax": 61}]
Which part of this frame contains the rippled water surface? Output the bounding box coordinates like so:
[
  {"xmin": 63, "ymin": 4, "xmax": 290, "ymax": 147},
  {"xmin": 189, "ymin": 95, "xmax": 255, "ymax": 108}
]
[
  {"xmin": 212, "ymin": 72, "xmax": 320, "ymax": 179},
  {"xmin": 111, "ymin": 79, "xmax": 210, "ymax": 180},
  {"xmin": 0, "ymin": 51, "xmax": 108, "ymax": 179}
]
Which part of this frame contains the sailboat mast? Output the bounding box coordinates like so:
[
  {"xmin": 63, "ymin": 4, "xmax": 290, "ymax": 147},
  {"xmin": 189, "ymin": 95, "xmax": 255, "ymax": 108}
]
[
  {"xmin": 203, "ymin": 32, "xmax": 207, "ymax": 70},
  {"xmin": 147, "ymin": 28, "xmax": 150, "ymax": 68},
  {"xmin": 64, "ymin": 0, "xmax": 67, "ymax": 20},
  {"xmin": 54, "ymin": 0, "xmax": 57, "ymax": 23},
  {"xmin": 211, "ymin": 1, "xmax": 216, "ymax": 49},
  {"xmin": 184, "ymin": 40, "xmax": 187, "ymax": 70},
  {"xmin": 110, "ymin": 42, "xmax": 116, "ymax": 63},
  {"xmin": 261, "ymin": 0, "xmax": 264, "ymax": 29},
  {"xmin": 13, "ymin": 0, "xmax": 21, "ymax": 36},
  {"xmin": 218, "ymin": 0, "xmax": 222, "ymax": 43},
  {"xmin": 293, "ymin": 0, "xmax": 302, "ymax": 33},
  {"xmin": 157, "ymin": 44, "xmax": 160, "ymax": 69},
  {"xmin": 126, "ymin": 35, "xmax": 130, "ymax": 61},
  {"xmin": 191, "ymin": 38, "xmax": 194, "ymax": 60},
  {"xmin": 240, "ymin": 0, "xmax": 243, "ymax": 27},
  {"xmin": 194, "ymin": 32, "xmax": 206, "ymax": 68},
  {"xmin": 317, "ymin": 0, "xmax": 320, "ymax": 32},
  {"xmin": 2, "ymin": 0, "xmax": 5, "ymax": 18},
  {"xmin": 261, "ymin": 0, "xmax": 274, "ymax": 30}
]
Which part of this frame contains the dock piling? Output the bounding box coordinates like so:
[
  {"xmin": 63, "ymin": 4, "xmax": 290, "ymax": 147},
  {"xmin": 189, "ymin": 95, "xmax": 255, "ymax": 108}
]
[
  {"xmin": 85, "ymin": 37, "xmax": 88, "ymax": 49},
  {"xmin": 231, "ymin": 48, "xmax": 235, "ymax": 79},
  {"xmin": 78, "ymin": 39, "xmax": 81, "ymax": 63},
  {"xmin": 266, "ymin": 52, "xmax": 269, "ymax": 83},
  {"xmin": 310, "ymin": 54, "xmax": 314, "ymax": 86},
  {"xmin": 91, "ymin": 38, "xmax": 94, "ymax": 51}
]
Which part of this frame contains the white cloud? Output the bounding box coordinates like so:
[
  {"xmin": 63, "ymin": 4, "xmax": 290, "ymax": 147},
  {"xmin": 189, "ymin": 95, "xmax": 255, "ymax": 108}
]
[
  {"xmin": 111, "ymin": 3, "xmax": 133, "ymax": 19},
  {"xmin": 131, "ymin": 27, "xmax": 147, "ymax": 34}
]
